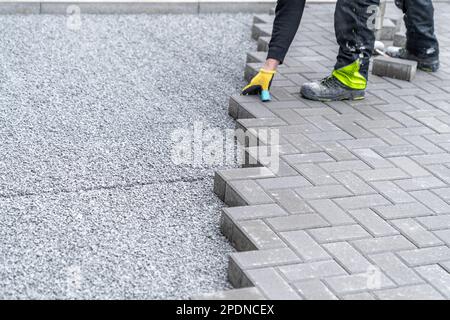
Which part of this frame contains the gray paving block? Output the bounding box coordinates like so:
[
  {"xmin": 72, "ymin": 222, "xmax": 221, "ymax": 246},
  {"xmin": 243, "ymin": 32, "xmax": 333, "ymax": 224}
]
[
  {"xmin": 388, "ymin": 156, "xmax": 430, "ymax": 177},
  {"xmin": 257, "ymin": 36, "xmax": 271, "ymax": 52},
  {"xmin": 267, "ymin": 214, "xmax": 329, "ymax": 232},
  {"xmin": 432, "ymin": 188, "xmax": 450, "ymax": 203},
  {"xmin": 373, "ymin": 144, "xmax": 423, "ymax": 157},
  {"xmin": 246, "ymin": 51, "xmax": 268, "ymax": 63},
  {"xmin": 426, "ymin": 164, "xmax": 450, "ymax": 184},
  {"xmin": 374, "ymin": 202, "xmax": 433, "ymax": 219},
  {"xmin": 355, "ymin": 167, "xmax": 410, "ymax": 181},
  {"xmin": 251, "ymin": 23, "xmax": 272, "ymax": 40},
  {"xmin": 332, "ymin": 171, "xmax": 376, "ymax": 195},
  {"xmin": 334, "ymin": 194, "xmax": 391, "ymax": 210},
  {"xmin": 370, "ymin": 181, "xmax": 416, "ymax": 203},
  {"xmin": 368, "ymin": 252, "xmax": 424, "ymax": 286},
  {"xmin": 352, "ymin": 148, "xmax": 394, "ymax": 169},
  {"xmin": 379, "ymin": 18, "xmax": 397, "ymax": 40},
  {"xmin": 293, "ymin": 280, "xmax": 338, "ymax": 300},
  {"xmin": 352, "ymin": 235, "xmax": 416, "ymax": 255},
  {"xmin": 228, "ymin": 248, "xmax": 301, "ymax": 288},
  {"xmin": 256, "ymin": 175, "xmax": 311, "ymax": 190},
  {"xmin": 308, "ymin": 225, "xmax": 371, "ymax": 243},
  {"xmin": 374, "ymin": 284, "xmax": 445, "ymax": 300},
  {"xmin": 268, "ymin": 189, "xmax": 314, "ymax": 214},
  {"xmin": 397, "ymin": 246, "xmax": 450, "ymax": 267},
  {"xmin": 410, "ymin": 190, "xmax": 450, "ymax": 214},
  {"xmin": 415, "ymin": 264, "xmax": 450, "ymax": 298},
  {"xmin": 282, "ymin": 152, "xmax": 335, "ymax": 165},
  {"xmin": 393, "ymin": 32, "xmax": 407, "ymax": 47},
  {"xmin": 324, "ymin": 272, "xmax": 396, "ymax": 295},
  {"xmin": 295, "ymin": 185, "xmax": 353, "ymax": 200},
  {"xmin": 279, "ymin": 260, "xmax": 347, "ymax": 282},
  {"xmin": 319, "ymin": 160, "xmax": 371, "ymax": 173},
  {"xmin": 372, "ymin": 56, "xmax": 417, "ymax": 81},
  {"xmin": 246, "ymin": 268, "xmax": 302, "ymax": 300},
  {"xmin": 391, "ymin": 218, "xmax": 444, "ymax": 248},
  {"xmin": 307, "ymin": 199, "xmax": 355, "ymax": 226},
  {"xmin": 348, "ymin": 209, "xmax": 399, "ymax": 237},
  {"xmin": 280, "ymin": 230, "xmax": 330, "ymax": 262},
  {"xmin": 231, "ymin": 219, "xmax": 286, "ymax": 251},
  {"xmin": 225, "ymin": 180, "xmax": 274, "ymax": 207},
  {"xmin": 417, "ymin": 215, "xmax": 450, "ymax": 231},
  {"xmin": 222, "ymin": 204, "xmax": 288, "ymax": 222},
  {"xmin": 434, "ymin": 229, "xmax": 450, "ymax": 246},
  {"xmin": 394, "ymin": 176, "xmax": 447, "ymax": 191},
  {"xmin": 192, "ymin": 287, "xmax": 266, "ymax": 300},
  {"xmin": 292, "ymin": 163, "xmax": 339, "ymax": 186},
  {"xmin": 318, "ymin": 141, "xmax": 358, "ymax": 161},
  {"xmin": 323, "ymin": 242, "xmax": 372, "ymax": 274},
  {"xmin": 214, "ymin": 167, "xmax": 275, "ymax": 200}
]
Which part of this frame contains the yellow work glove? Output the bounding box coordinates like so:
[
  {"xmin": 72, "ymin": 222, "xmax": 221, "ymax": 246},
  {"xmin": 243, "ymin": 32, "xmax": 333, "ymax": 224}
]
[{"xmin": 241, "ymin": 69, "xmax": 276, "ymax": 102}]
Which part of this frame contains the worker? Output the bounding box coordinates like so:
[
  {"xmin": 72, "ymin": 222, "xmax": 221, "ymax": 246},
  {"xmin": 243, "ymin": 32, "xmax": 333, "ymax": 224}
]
[{"xmin": 242, "ymin": 0, "xmax": 440, "ymax": 102}]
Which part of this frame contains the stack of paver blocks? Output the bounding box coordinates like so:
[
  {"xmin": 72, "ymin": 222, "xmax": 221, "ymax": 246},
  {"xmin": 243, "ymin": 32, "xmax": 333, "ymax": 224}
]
[{"xmin": 193, "ymin": 3, "xmax": 450, "ymax": 300}]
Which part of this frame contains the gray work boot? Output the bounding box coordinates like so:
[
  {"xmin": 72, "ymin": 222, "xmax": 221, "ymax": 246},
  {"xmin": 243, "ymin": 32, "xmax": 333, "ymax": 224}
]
[
  {"xmin": 387, "ymin": 48, "xmax": 440, "ymax": 72},
  {"xmin": 300, "ymin": 76, "xmax": 365, "ymax": 102}
]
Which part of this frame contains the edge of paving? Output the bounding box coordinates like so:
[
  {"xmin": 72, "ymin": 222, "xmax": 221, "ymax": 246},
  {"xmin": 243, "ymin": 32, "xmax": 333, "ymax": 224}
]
[
  {"xmin": 193, "ymin": 10, "xmax": 287, "ymax": 301},
  {"xmin": 0, "ymin": 0, "xmax": 337, "ymax": 14}
]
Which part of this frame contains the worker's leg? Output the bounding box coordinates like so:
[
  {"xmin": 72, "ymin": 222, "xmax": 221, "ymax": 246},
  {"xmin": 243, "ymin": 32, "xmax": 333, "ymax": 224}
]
[
  {"xmin": 301, "ymin": 0, "xmax": 380, "ymax": 101},
  {"xmin": 267, "ymin": 0, "xmax": 307, "ymax": 64},
  {"xmin": 243, "ymin": 0, "xmax": 306, "ymax": 101},
  {"xmin": 334, "ymin": 0, "xmax": 380, "ymax": 84},
  {"xmin": 389, "ymin": 0, "xmax": 439, "ymax": 71}
]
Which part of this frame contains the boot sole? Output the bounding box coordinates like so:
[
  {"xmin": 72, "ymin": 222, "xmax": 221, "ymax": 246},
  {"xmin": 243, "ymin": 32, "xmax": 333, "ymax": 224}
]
[
  {"xmin": 417, "ymin": 61, "xmax": 440, "ymax": 72},
  {"xmin": 300, "ymin": 87, "xmax": 365, "ymax": 102}
]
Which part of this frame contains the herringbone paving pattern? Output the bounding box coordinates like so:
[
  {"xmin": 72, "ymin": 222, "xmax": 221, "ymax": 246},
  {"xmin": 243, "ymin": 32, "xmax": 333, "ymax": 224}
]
[{"xmin": 198, "ymin": 2, "xmax": 450, "ymax": 300}]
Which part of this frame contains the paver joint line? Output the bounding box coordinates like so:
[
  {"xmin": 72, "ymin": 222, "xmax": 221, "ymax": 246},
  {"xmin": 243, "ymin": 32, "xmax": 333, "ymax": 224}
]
[{"xmin": 199, "ymin": 1, "xmax": 450, "ymax": 300}]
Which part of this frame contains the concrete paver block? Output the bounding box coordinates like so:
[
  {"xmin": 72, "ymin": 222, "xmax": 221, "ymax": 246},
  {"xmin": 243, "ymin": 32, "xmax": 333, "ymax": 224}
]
[{"xmin": 372, "ymin": 56, "xmax": 417, "ymax": 81}]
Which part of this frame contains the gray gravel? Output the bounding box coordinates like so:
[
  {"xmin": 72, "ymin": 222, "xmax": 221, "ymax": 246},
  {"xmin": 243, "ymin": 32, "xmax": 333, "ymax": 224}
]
[{"xmin": 0, "ymin": 13, "xmax": 254, "ymax": 299}]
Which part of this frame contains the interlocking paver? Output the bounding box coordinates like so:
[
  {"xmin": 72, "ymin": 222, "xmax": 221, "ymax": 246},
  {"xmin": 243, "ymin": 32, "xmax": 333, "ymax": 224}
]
[
  {"xmin": 293, "ymin": 280, "xmax": 338, "ymax": 300},
  {"xmin": 323, "ymin": 242, "xmax": 372, "ymax": 273},
  {"xmin": 374, "ymin": 284, "xmax": 445, "ymax": 300},
  {"xmin": 374, "ymin": 202, "xmax": 433, "ymax": 219},
  {"xmin": 368, "ymin": 252, "xmax": 424, "ymax": 286},
  {"xmin": 267, "ymin": 189, "xmax": 315, "ymax": 214},
  {"xmin": 209, "ymin": 2, "xmax": 450, "ymax": 300},
  {"xmin": 279, "ymin": 260, "xmax": 347, "ymax": 282},
  {"xmin": 352, "ymin": 235, "xmax": 416, "ymax": 255},
  {"xmin": 415, "ymin": 264, "xmax": 450, "ymax": 298},
  {"xmin": 391, "ymin": 218, "xmax": 444, "ymax": 247},
  {"xmin": 308, "ymin": 225, "xmax": 371, "ymax": 243},
  {"xmin": 397, "ymin": 246, "xmax": 450, "ymax": 266},
  {"xmin": 245, "ymin": 268, "xmax": 302, "ymax": 300},
  {"xmin": 324, "ymin": 272, "xmax": 396, "ymax": 295},
  {"xmin": 348, "ymin": 209, "xmax": 399, "ymax": 237},
  {"xmin": 280, "ymin": 230, "xmax": 330, "ymax": 262}
]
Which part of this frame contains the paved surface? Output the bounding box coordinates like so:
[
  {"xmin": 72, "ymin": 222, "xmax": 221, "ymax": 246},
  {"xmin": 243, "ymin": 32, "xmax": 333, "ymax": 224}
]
[
  {"xmin": 203, "ymin": 2, "xmax": 450, "ymax": 300},
  {"xmin": 0, "ymin": 14, "xmax": 254, "ymax": 299}
]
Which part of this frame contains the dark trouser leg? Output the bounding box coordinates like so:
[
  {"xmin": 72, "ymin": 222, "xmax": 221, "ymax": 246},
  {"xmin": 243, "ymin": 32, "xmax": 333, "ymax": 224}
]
[
  {"xmin": 395, "ymin": 0, "xmax": 439, "ymax": 57},
  {"xmin": 334, "ymin": 0, "xmax": 380, "ymax": 79},
  {"xmin": 267, "ymin": 0, "xmax": 307, "ymax": 64}
]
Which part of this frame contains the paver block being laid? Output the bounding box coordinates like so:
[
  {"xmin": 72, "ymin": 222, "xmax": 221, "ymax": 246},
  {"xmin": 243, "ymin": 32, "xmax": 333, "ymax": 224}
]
[{"xmin": 372, "ymin": 56, "xmax": 418, "ymax": 81}]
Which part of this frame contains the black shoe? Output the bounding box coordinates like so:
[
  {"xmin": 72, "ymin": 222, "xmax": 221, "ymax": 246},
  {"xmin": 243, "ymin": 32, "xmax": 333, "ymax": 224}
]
[
  {"xmin": 300, "ymin": 76, "xmax": 365, "ymax": 102},
  {"xmin": 387, "ymin": 48, "xmax": 440, "ymax": 72}
]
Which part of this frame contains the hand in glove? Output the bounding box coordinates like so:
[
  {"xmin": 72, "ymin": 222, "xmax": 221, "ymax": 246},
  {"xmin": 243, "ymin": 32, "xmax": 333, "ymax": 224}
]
[{"xmin": 241, "ymin": 69, "xmax": 276, "ymax": 102}]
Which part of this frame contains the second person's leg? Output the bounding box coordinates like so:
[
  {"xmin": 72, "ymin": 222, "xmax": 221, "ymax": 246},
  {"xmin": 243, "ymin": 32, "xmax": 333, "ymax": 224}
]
[{"xmin": 388, "ymin": 0, "xmax": 439, "ymax": 71}]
